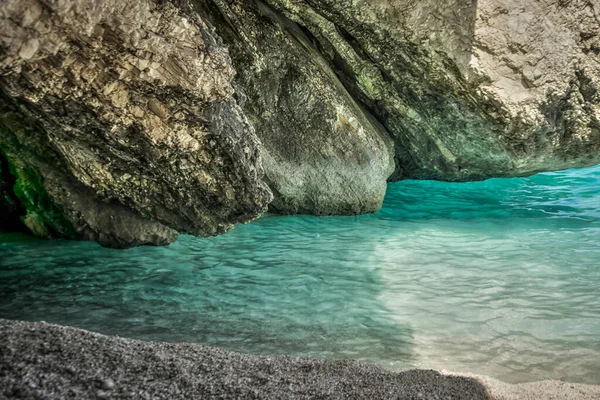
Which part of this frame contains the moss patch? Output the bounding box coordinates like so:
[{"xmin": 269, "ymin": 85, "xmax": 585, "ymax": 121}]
[
  {"xmin": 0, "ymin": 152, "xmax": 27, "ymax": 233},
  {"xmin": 0, "ymin": 102, "xmax": 78, "ymax": 239},
  {"xmin": 5, "ymin": 158, "xmax": 77, "ymax": 239}
]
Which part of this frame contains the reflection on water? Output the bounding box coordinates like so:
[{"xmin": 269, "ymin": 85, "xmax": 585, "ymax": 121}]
[{"xmin": 1, "ymin": 166, "xmax": 599, "ymax": 384}]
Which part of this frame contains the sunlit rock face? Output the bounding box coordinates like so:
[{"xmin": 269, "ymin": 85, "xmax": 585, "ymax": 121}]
[
  {"xmin": 0, "ymin": 0, "xmax": 272, "ymax": 247},
  {"xmin": 241, "ymin": 0, "xmax": 600, "ymax": 181},
  {"xmin": 191, "ymin": 0, "xmax": 396, "ymax": 216}
]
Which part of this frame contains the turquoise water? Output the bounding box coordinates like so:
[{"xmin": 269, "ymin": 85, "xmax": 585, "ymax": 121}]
[{"xmin": 1, "ymin": 166, "xmax": 599, "ymax": 384}]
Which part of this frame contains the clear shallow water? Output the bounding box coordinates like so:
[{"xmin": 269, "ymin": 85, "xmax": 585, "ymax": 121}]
[{"xmin": 1, "ymin": 167, "xmax": 599, "ymax": 384}]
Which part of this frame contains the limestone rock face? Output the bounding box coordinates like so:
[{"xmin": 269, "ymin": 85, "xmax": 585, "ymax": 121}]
[
  {"xmin": 0, "ymin": 0, "xmax": 272, "ymax": 247},
  {"xmin": 258, "ymin": 0, "xmax": 600, "ymax": 180},
  {"xmin": 193, "ymin": 0, "xmax": 395, "ymax": 215}
]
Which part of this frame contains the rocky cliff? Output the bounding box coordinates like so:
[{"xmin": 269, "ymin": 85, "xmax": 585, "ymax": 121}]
[
  {"xmin": 240, "ymin": 0, "xmax": 600, "ymax": 181},
  {"xmin": 192, "ymin": 0, "xmax": 395, "ymax": 216},
  {"xmin": 0, "ymin": 0, "xmax": 272, "ymax": 247},
  {"xmin": 1, "ymin": 0, "xmax": 599, "ymax": 247}
]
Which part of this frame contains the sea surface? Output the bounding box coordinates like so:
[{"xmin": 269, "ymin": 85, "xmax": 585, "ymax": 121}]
[{"xmin": 1, "ymin": 166, "xmax": 599, "ymax": 384}]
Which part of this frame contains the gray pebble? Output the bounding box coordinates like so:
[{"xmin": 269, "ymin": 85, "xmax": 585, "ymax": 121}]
[{"xmin": 102, "ymin": 378, "xmax": 115, "ymax": 390}]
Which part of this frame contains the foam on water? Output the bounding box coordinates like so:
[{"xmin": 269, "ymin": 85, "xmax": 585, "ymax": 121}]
[{"xmin": 1, "ymin": 166, "xmax": 599, "ymax": 384}]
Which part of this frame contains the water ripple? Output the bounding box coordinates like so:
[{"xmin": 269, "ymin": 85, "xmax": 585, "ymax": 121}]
[{"xmin": 1, "ymin": 166, "xmax": 599, "ymax": 384}]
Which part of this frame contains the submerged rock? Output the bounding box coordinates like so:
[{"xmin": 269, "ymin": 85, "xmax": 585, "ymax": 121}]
[{"xmin": 0, "ymin": 0, "xmax": 272, "ymax": 247}]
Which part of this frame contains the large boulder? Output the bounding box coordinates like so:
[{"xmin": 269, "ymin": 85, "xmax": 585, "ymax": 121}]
[
  {"xmin": 0, "ymin": 0, "xmax": 272, "ymax": 247},
  {"xmin": 193, "ymin": 0, "xmax": 395, "ymax": 215},
  {"xmin": 257, "ymin": 0, "xmax": 600, "ymax": 180}
]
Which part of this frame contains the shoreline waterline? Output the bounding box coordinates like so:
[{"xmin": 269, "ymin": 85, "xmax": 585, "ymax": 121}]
[{"xmin": 443, "ymin": 372, "xmax": 600, "ymax": 400}]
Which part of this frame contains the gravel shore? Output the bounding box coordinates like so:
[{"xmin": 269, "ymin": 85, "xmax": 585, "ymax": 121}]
[
  {"xmin": 1, "ymin": 319, "xmax": 598, "ymax": 399},
  {"xmin": 0, "ymin": 319, "xmax": 488, "ymax": 399}
]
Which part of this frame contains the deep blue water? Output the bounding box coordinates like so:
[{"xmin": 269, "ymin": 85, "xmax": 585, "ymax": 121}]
[{"xmin": 1, "ymin": 166, "xmax": 599, "ymax": 384}]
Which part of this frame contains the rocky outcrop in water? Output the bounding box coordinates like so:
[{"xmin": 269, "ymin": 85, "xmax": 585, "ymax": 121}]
[
  {"xmin": 1, "ymin": 0, "xmax": 599, "ymax": 246},
  {"xmin": 193, "ymin": 0, "xmax": 395, "ymax": 215},
  {"xmin": 225, "ymin": 0, "xmax": 600, "ymax": 181},
  {"xmin": 0, "ymin": 0, "xmax": 272, "ymax": 247}
]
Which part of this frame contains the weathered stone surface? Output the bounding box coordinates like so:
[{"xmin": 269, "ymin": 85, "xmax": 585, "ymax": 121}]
[
  {"xmin": 194, "ymin": 0, "xmax": 395, "ymax": 215},
  {"xmin": 257, "ymin": 0, "xmax": 600, "ymax": 181},
  {"xmin": 0, "ymin": 0, "xmax": 272, "ymax": 247}
]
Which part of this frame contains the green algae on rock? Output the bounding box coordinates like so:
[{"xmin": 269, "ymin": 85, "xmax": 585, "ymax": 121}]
[
  {"xmin": 5, "ymin": 159, "xmax": 77, "ymax": 239},
  {"xmin": 0, "ymin": 0, "xmax": 272, "ymax": 247},
  {"xmin": 0, "ymin": 152, "xmax": 26, "ymax": 233}
]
